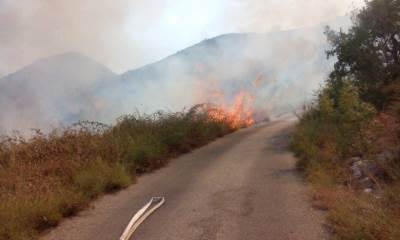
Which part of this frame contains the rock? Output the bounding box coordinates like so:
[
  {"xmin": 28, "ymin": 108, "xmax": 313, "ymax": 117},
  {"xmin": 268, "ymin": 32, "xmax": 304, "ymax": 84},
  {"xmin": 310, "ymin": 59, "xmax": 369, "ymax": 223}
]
[
  {"xmin": 349, "ymin": 157, "xmax": 362, "ymax": 165},
  {"xmin": 363, "ymin": 161, "xmax": 380, "ymax": 175},
  {"xmin": 359, "ymin": 177, "xmax": 374, "ymax": 189},
  {"xmin": 350, "ymin": 159, "xmax": 384, "ymax": 178},
  {"xmin": 349, "ymin": 159, "xmax": 373, "ymax": 179},
  {"xmin": 363, "ymin": 188, "xmax": 373, "ymax": 194},
  {"xmin": 350, "ymin": 163, "xmax": 363, "ymax": 178}
]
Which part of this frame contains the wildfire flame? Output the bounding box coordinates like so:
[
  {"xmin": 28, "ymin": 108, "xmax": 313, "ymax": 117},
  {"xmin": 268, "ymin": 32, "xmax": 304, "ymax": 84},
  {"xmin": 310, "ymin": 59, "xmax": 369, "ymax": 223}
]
[
  {"xmin": 201, "ymin": 87, "xmax": 256, "ymax": 129},
  {"xmin": 193, "ymin": 63, "xmax": 262, "ymax": 128}
]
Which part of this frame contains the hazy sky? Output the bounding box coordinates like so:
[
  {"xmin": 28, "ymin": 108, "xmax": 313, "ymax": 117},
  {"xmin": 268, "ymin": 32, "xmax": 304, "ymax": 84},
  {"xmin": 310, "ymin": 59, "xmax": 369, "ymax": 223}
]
[{"xmin": 0, "ymin": 0, "xmax": 364, "ymax": 77}]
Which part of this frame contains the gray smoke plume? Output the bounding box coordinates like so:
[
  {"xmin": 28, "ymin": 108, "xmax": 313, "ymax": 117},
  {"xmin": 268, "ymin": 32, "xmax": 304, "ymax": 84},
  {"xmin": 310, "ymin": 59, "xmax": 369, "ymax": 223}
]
[
  {"xmin": 0, "ymin": 0, "xmax": 363, "ymax": 77},
  {"xmin": 0, "ymin": 0, "xmax": 363, "ymax": 134}
]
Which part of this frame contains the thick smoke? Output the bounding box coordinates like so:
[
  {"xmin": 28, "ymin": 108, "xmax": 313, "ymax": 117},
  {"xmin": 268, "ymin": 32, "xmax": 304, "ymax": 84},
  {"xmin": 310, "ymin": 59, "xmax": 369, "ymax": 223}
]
[
  {"xmin": 223, "ymin": 0, "xmax": 363, "ymax": 32},
  {"xmin": 0, "ymin": 0, "xmax": 363, "ymax": 77},
  {"xmin": 0, "ymin": 0, "xmax": 363, "ymax": 134},
  {"xmin": 103, "ymin": 24, "xmax": 346, "ymax": 122},
  {"xmin": 0, "ymin": 0, "xmax": 169, "ymax": 76}
]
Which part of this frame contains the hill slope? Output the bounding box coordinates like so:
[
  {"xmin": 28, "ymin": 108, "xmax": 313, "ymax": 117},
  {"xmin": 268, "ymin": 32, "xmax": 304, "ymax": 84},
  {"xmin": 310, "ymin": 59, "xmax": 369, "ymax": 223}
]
[
  {"xmin": 0, "ymin": 52, "xmax": 116, "ymax": 133},
  {"xmin": 0, "ymin": 21, "xmax": 345, "ymax": 133},
  {"xmin": 102, "ymin": 28, "xmax": 333, "ymax": 120}
]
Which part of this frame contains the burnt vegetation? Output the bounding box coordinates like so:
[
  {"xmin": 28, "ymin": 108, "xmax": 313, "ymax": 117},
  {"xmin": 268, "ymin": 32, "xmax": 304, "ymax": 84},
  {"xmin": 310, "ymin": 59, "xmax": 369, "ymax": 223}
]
[{"xmin": 291, "ymin": 0, "xmax": 400, "ymax": 239}]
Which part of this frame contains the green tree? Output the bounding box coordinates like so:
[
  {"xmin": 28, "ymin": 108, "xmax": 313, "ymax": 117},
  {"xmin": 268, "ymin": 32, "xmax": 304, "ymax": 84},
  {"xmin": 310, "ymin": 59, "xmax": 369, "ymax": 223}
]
[{"xmin": 326, "ymin": 0, "xmax": 400, "ymax": 110}]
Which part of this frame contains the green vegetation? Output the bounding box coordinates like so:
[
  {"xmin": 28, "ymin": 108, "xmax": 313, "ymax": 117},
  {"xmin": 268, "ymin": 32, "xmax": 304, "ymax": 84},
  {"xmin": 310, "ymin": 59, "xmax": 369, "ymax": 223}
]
[
  {"xmin": 0, "ymin": 105, "xmax": 237, "ymax": 240},
  {"xmin": 291, "ymin": 0, "xmax": 400, "ymax": 239}
]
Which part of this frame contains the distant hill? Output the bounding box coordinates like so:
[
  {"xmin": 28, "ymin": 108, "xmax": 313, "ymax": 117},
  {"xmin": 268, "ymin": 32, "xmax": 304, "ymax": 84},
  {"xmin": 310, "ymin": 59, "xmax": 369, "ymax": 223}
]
[
  {"xmin": 0, "ymin": 18, "xmax": 349, "ymax": 133},
  {"xmin": 0, "ymin": 52, "xmax": 116, "ymax": 133},
  {"xmin": 101, "ymin": 27, "xmax": 334, "ymax": 120}
]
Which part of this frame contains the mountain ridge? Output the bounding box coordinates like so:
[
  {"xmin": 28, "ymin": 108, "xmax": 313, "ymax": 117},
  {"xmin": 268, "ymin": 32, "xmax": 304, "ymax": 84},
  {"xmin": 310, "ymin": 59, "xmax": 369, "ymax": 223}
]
[
  {"xmin": 0, "ymin": 51, "xmax": 117, "ymax": 133},
  {"xmin": 0, "ymin": 17, "xmax": 350, "ymax": 133}
]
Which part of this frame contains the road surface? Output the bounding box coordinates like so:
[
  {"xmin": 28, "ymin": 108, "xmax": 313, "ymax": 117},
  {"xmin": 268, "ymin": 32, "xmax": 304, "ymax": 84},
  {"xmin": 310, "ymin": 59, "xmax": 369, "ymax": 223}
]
[{"xmin": 41, "ymin": 121, "xmax": 327, "ymax": 240}]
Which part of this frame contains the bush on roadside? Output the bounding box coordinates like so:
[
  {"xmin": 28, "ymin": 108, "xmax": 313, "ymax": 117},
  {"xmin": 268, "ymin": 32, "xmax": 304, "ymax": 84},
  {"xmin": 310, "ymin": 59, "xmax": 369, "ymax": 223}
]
[
  {"xmin": 291, "ymin": 83, "xmax": 400, "ymax": 239},
  {"xmin": 291, "ymin": 0, "xmax": 400, "ymax": 238},
  {"xmin": 0, "ymin": 105, "xmax": 237, "ymax": 240},
  {"xmin": 292, "ymin": 82, "xmax": 377, "ymax": 174}
]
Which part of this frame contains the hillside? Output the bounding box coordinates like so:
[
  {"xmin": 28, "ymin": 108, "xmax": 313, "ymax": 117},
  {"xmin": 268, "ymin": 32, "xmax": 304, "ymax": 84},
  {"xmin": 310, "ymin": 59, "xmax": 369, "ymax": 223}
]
[
  {"xmin": 101, "ymin": 28, "xmax": 334, "ymax": 122},
  {"xmin": 0, "ymin": 52, "xmax": 117, "ymax": 133},
  {"xmin": 0, "ymin": 20, "xmax": 345, "ymax": 133}
]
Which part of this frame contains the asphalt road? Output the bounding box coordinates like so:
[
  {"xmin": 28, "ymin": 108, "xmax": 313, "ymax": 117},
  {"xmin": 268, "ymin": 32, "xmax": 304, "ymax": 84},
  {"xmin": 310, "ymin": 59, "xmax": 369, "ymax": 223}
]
[{"xmin": 41, "ymin": 120, "xmax": 327, "ymax": 240}]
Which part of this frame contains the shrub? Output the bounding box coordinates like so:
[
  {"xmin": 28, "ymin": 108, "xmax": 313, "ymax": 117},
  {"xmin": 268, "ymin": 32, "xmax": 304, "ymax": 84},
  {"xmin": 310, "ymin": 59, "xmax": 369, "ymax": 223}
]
[
  {"xmin": 0, "ymin": 105, "xmax": 237, "ymax": 240},
  {"xmin": 73, "ymin": 158, "xmax": 131, "ymax": 198},
  {"xmin": 292, "ymin": 82, "xmax": 377, "ymax": 170},
  {"xmin": 328, "ymin": 192, "xmax": 400, "ymax": 240},
  {"xmin": 292, "ymin": 1, "xmax": 400, "ymax": 239}
]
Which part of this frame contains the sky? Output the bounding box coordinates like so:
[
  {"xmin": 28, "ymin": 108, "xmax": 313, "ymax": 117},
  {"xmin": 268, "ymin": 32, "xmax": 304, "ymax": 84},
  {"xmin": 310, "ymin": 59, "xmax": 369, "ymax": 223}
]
[{"xmin": 0, "ymin": 0, "xmax": 365, "ymax": 77}]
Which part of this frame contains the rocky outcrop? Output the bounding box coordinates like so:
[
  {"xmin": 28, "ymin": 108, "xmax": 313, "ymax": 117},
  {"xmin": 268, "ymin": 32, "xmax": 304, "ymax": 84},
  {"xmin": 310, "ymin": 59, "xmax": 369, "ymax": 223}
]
[{"xmin": 348, "ymin": 149, "xmax": 398, "ymax": 193}]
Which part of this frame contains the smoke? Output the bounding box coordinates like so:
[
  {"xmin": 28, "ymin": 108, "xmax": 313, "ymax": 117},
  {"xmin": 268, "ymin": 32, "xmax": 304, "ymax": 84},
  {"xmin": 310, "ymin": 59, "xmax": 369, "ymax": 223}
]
[
  {"xmin": 105, "ymin": 27, "xmax": 340, "ymax": 122},
  {"xmin": 0, "ymin": 0, "xmax": 365, "ymax": 134},
  {"xmin": 0, "ymin": 0, "xmax": 169, "ymax": 76},
  {"xmin": 0, "ymin": 0, "xmax": 364, "ymax": 77},
  {"xmin": 222, "ymin": 0, "xmax": 363, "ymax": 32}
]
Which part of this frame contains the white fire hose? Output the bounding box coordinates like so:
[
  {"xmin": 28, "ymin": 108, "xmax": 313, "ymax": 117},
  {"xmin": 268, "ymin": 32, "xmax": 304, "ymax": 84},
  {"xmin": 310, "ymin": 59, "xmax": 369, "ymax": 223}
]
[{"xmin": 119, "ymin": 197, "xmax": 165, "ymax": 240}]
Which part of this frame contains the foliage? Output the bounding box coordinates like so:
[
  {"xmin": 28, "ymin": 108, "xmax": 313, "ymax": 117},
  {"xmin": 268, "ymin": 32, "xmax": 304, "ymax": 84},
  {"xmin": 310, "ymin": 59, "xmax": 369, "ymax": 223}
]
[
  {"xmin": 325, "ymin": 0, "xmax": 400, "ymax": 109},
  {"xmin": 292, "ymin": 1, "xmax": 400, "ymax": 239},
  {"xmin": 0, "ymin": 105, "xmax": 236, "ymax": 240},
  {"xmin": 326, "ymin": 185, "xmax": 400, "ymax": 240},
  {"xmin": 292, "ymin": 82, "xmax": 377, "ymax": 170}
]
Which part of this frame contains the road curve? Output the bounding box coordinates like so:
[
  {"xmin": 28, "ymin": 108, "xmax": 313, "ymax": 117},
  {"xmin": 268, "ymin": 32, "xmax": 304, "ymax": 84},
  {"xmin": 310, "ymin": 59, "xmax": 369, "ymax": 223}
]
[{"xmin": 41, "ymin": 121, "xmax": 327, "ymax": 240}]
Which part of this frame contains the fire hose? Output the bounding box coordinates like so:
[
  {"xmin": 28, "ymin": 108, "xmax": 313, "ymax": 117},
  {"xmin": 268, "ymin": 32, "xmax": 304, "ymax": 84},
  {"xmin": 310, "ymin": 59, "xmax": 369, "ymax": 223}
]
[{"xmin": 119, "ymin": 197, "xmax": 165, "ymax": 240}]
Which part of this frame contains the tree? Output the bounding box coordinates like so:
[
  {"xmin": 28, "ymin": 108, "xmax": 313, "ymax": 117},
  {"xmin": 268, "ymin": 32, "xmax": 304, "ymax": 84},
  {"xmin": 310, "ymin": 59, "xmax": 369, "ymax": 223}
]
[{"xmin": 326, "ymin": 0, "xmax": 400, "ymax": 110}]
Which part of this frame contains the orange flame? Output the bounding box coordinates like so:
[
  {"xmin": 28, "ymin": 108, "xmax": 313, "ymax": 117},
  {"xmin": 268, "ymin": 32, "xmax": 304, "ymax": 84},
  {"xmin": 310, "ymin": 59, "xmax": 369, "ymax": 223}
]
[
  {"xmin": 193, "ymin": 68, "xmax": 261, "ymax": 128},
  {"xmin": 202, "ymin": 88, "xmax": 255, "ymax": 129}
]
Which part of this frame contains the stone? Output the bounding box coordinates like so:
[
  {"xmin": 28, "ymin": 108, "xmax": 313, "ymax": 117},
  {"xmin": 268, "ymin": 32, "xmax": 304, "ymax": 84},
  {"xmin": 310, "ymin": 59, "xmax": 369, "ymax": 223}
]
[
  {"xmin": 349, "ymin": 155, "xmax": 388, "ymax": 182},
  {"xmin": 359, "ymin": 177, "xmax": 374, "ymax": 189},
  {"xmin": 363, "ymin": 188, "xmax": 373, "ymax": 194},
  {"xmin": 349, "ymin": 157, "xmax": 362, "ymax": 165},
  {"xmin": 350, "ymin": 164, "xmax": 362, "ymax": 178}
]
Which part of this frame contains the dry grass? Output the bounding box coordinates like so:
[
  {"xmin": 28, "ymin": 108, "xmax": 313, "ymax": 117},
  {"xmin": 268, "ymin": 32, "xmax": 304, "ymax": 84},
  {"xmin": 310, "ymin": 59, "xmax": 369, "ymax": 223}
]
[
  {"xmin": 291, "ymin": 100, "xmax": 400, "ymax": 239},
  {"xmin": 0, "ymin": 105, "xmax": 237, "ymax": 240},
  {"xmin": 327, "ymin": 186, "xmax": 400, "ymax": 240},
  {"xmin": 308, "ymin": 168, "xmax": 400, "ymax": 240}
]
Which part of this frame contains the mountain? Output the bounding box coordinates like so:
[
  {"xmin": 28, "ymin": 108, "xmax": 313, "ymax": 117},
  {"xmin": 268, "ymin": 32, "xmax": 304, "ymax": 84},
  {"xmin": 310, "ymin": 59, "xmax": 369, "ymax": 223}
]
[
  {"xmin": 0, "ymin": 18, "xmax": 349, "ymax": 134},
  {"xmin": 101, "ymin": 26, "xmax": 334, "ymax": 120},
  {"xmin": 0, "ymin": 52, "xmax": 117, "ymax": 133}
]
